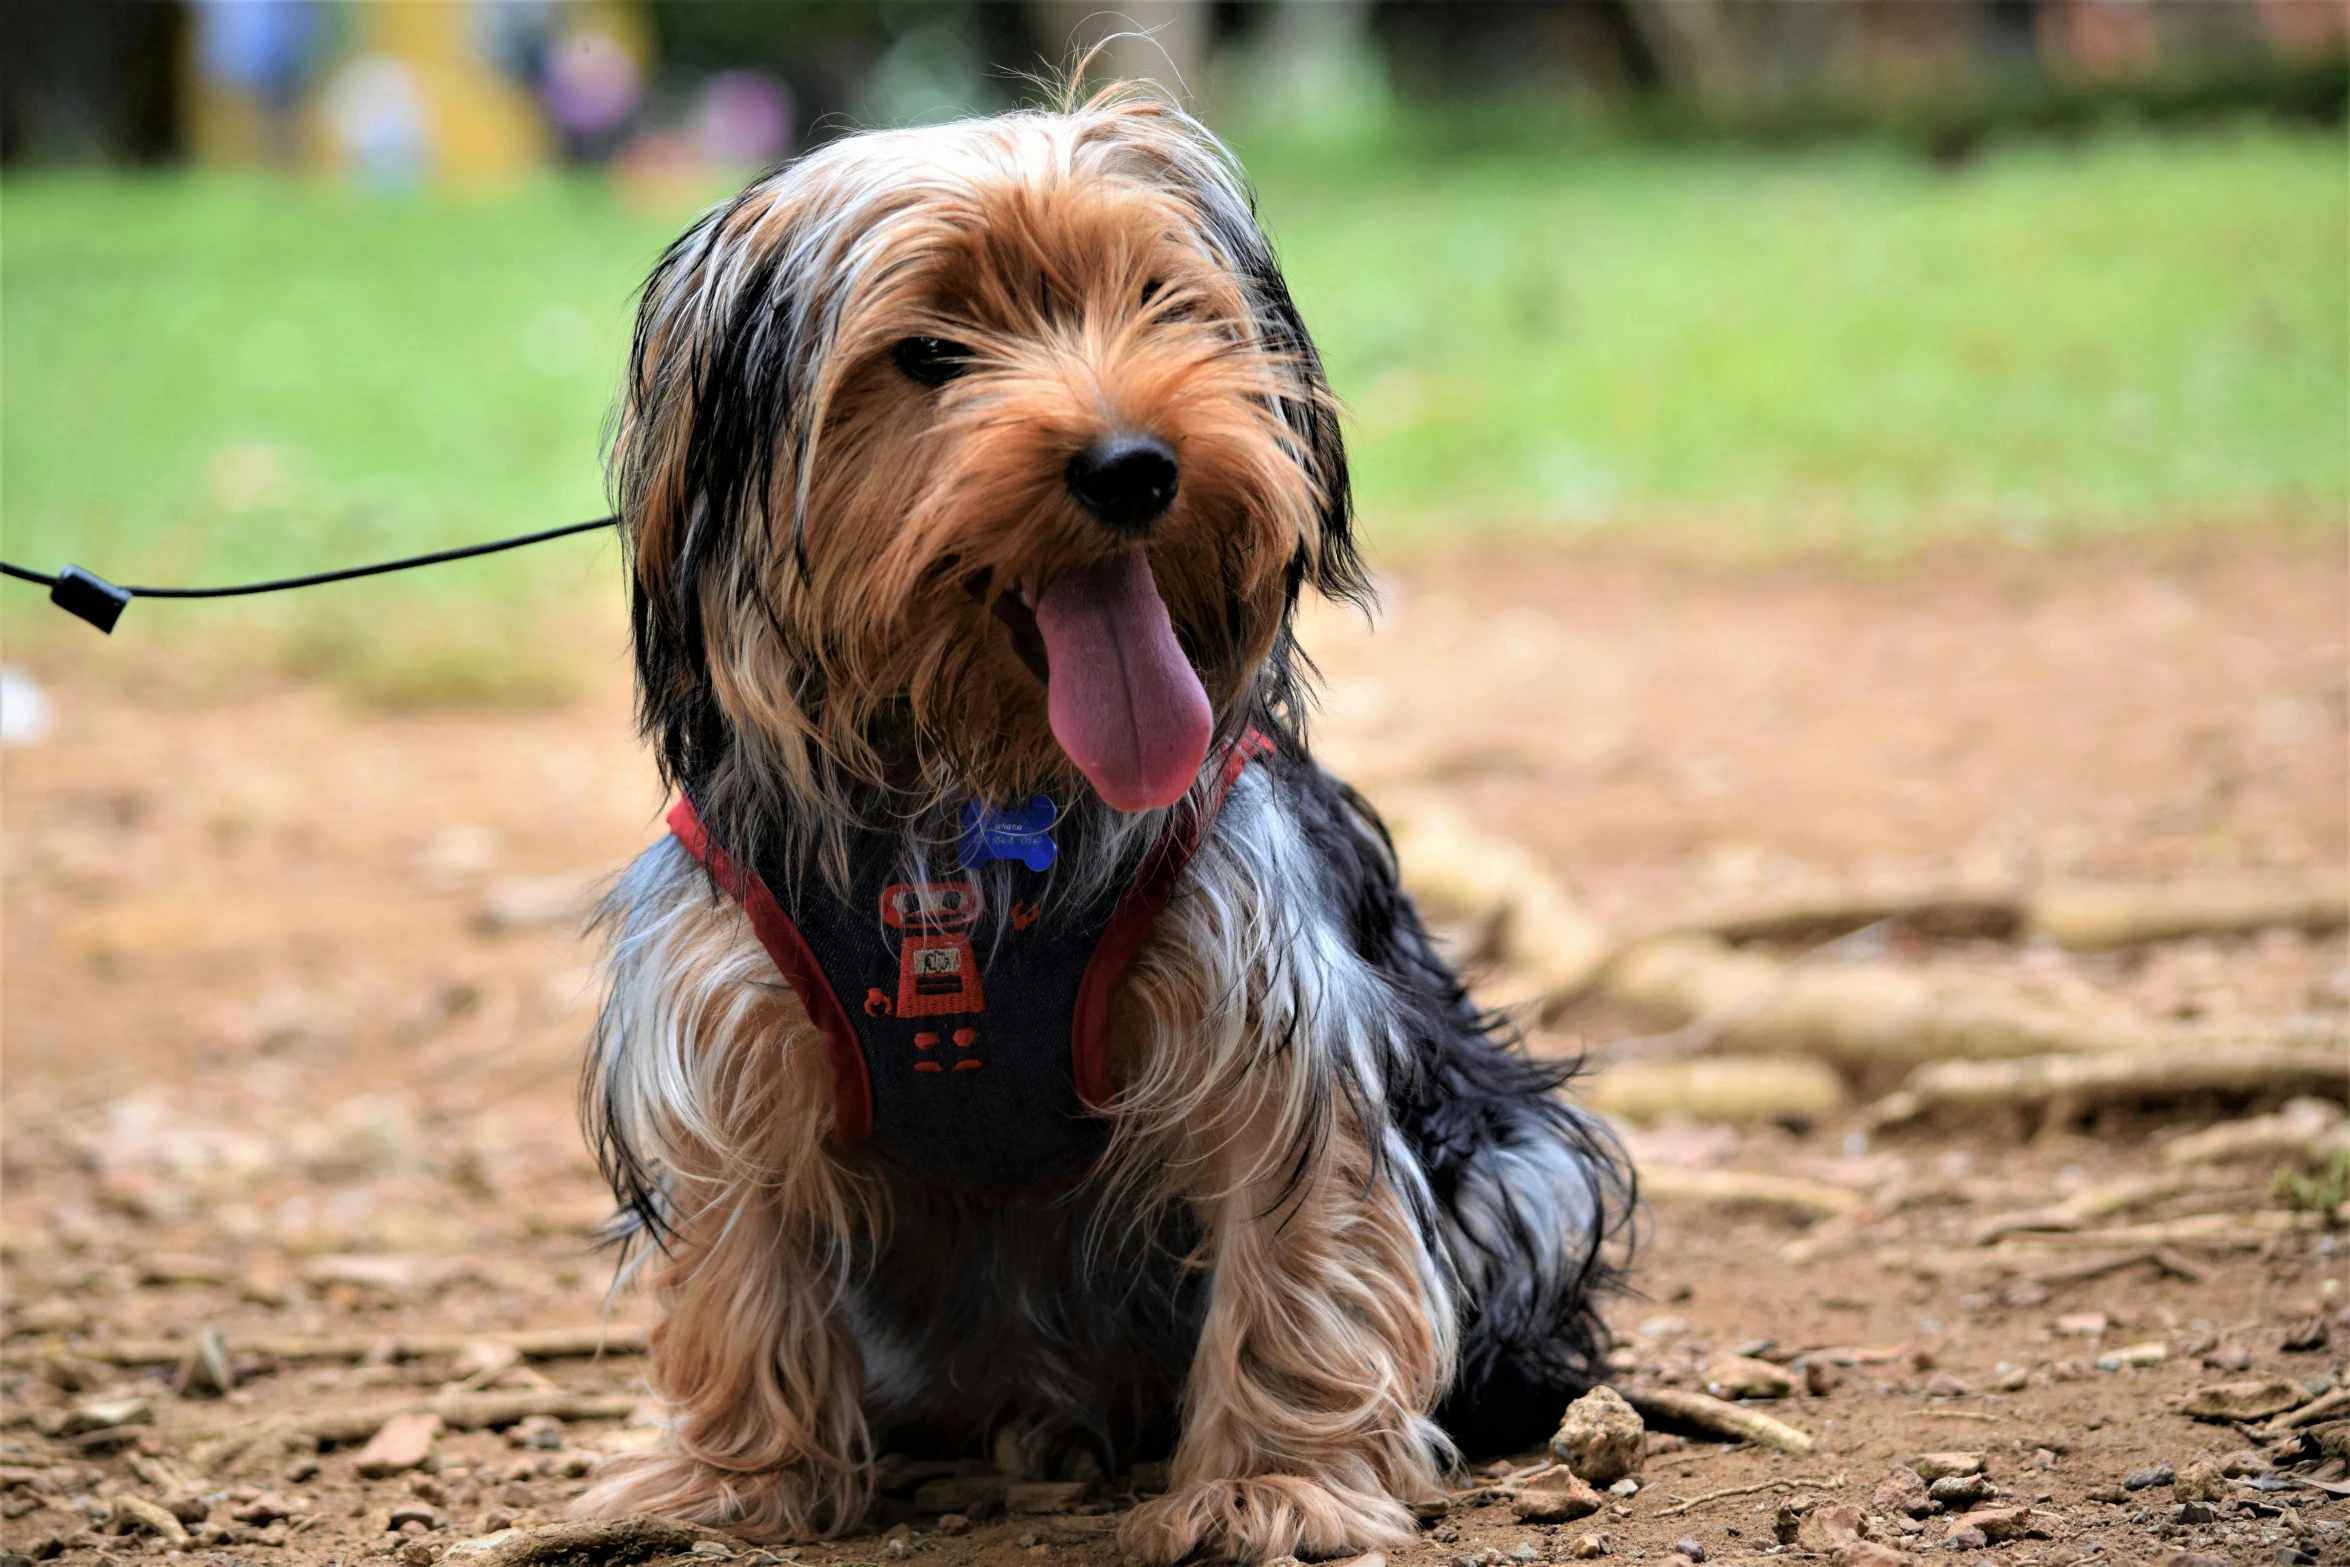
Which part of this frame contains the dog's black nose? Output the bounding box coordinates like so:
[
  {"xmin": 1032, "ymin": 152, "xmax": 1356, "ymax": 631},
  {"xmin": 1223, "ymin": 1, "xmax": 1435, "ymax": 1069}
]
[{"xmin": 1065, "ymin": 435, "xmax": 1179, "ymax": 536}]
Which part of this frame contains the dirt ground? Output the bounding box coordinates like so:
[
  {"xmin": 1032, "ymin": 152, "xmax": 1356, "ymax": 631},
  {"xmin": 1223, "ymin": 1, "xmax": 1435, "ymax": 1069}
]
[{"xmin": 2, "ymin": 532, "xmax": 2345, "ymax": 1567}]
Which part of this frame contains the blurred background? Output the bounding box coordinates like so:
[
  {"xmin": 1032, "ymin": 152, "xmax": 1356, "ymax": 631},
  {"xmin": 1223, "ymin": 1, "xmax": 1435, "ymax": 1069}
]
[{"xmin": 1, "ymin": 0, "xmax": 2342, "ymax": 697}]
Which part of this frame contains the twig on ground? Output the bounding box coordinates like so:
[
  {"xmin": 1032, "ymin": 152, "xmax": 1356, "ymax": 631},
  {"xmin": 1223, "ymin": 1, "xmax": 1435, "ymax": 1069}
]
[
  {"xmin": 5, "ymin": 1325, "xmax": 648, "ymax": 1372},
  {"xmin": 443, "ymin": 1516, "xmax": 735, "ymax": 1566},
  {"xmin": 1656, "ymin": 1472, "xmax": 1846, "ymax": 1517},
  {"xmin": 1637, "ymin": 1165, "xmax": 1863, "ymax": 1221},
  {"xmin": 1970, "ymin": 1171, "xmax": 2243, "ymax": 1245},
  {"xmin": 1619, "ymin": 1386, "xmax": 1816, "ymax": 1456},
  {"xmin": 2026, "ymin": 875, "xmax": 2348, "ymax": 952},
  {"xmin": 1861, "ymin": 1045, "xmax": 2350, "ymax": 1132},
  {"xmin": 1605, "ymin": 934, "xmax": 2154, "ymax": 1077},
  {"xmin": 1579, "ymin": 1055, "xmax": 1847, "ymax": 1125},
  {"xmin": 2265, "ymin": 1386, "xmax": 2350, "ymax": 1434},
  {"xmin": 1388, "ymin": 798, "xmax": 1612, "ymax": 1013}
]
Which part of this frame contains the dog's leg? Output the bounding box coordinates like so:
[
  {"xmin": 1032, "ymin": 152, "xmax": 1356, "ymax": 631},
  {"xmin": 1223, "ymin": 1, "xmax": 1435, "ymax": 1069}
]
[
  {"xmin": 1119, "ymin": 1108, "xmax": 1450, "ymax": 1565},
  {"xmin": 572, "ymin": 844, "xmax": 876, "ymax": 1539}
]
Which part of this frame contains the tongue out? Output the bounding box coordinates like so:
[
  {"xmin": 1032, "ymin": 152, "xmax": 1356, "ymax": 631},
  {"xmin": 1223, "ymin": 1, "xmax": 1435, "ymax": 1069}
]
[{"xmin": 1032, "ymin": 552, "xmax": 1213, "ymax": 813}]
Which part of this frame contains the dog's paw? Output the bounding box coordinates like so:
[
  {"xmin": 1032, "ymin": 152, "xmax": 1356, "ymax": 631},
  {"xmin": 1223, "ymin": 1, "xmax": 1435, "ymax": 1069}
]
[
  {"xmin": 571, "ymin": 1449, "xmax": 858, "ymax": 1542},
  {"xmin": 1117, "ymin": 1475, "xmax": 1416, "ymax": 1565}
]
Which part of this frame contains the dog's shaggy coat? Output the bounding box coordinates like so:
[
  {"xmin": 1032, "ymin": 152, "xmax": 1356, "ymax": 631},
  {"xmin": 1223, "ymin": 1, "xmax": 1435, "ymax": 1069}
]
[{"xmin": 576, "ymin": 84, "xmax": 1632, "ymax": 1564}]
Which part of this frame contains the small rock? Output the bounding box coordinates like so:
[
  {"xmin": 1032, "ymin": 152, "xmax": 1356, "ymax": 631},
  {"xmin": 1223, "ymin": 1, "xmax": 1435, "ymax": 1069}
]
[
  {"xmin": 2123, "ymin": 1460, "xmax": 2175, "ymax": 1491},
  {"xmin": 1831, "ymin": 1545, "xmax": 1904, "ymax": 1567},
  {"xmin": 1923, "ymin": 1372, "xmax": 1971, "ymax": 1398},
  {"xmin": 386, "ymin": 1501, "xmax": 439, "ymax": 1531},
  {"xmin": 230, "ymin": 1493, "xmax": 299, "ymax": 1526},
  {"xmin": 1992, "ymin": 1365, "xmax": 2031, "ymax": 1392},
  {"xmin": 1946, "ymin": 1504, "xmax": 2033, "ymax": 1543},
  {"xmin": 1551, "ymin": 1386, "xmax": 1645, "ymax": 1486},
  {"xmin": 1637, "ymin": 1316, "xmax": 1690, "ymax": 1341},
  {"xmin": 2184, "ymin": 1379, "xmax": 2305, "ymax": 1422},
  {"xmin": 1803, "ymin": 1359, "xmax": 1844, "ymax": 1397},
  {"xmin": 2083, "ymin": 1484, "xmax": 2130, "ymax": 1504},
  {"xmin": 411, "ymin": 1475, "xmax": 450, "ymax": 1506},
  {"xmin": 2281, "ymin": 1317, "xmax": 2331, "ymax": 1353},
  {"xmin": 506, "ymin": 1415, "xmax": 566, "ymax": 1451},
  {"xmin": 174, "ymin": 1325, "xmax": 236, "ymax": 1399},
  {"xmin": 2172, "ymin": 1459, "xmax": 2222, "ymax": 1501},
  {"xmin": 691, "ymin": 1543, "xmax": 734, "ymax": 1559},
  {"xmin": 2203, "ymin": 1343, "xmax": 2253, "ymax": 1372},
  {"xmin": 1943, "ymin": 1524, "xmax": 1988, "ymax": 1550},
  {"xmin": 2054, "ymin": 1313, "xmax": 2108, "ymax": 1338},
  {"xmin": 1510, "ymin": 1544, "xmax": 1540, "ymax": 1563},
  {"xmin": 2171, "ymin": 1500, "xmax": 2217, "ymax": 1525},
  {"xmin": 399, "ymin": 1541, "xmax": 439, "ymax": 1567},
  {"xmin": 106, "ymin": 1494, "xmax": 188, "ymax": 1545},
  {"xmin": 1908, "ymin": 1452, "xmax": 1985, "ymax": 1482},
  {"xmin": 284, "ymin": 1457, "xmax": 321, "ymax": 1484},
  {"xmin": 1871, "ymin": 1467, "xmax": 1932, "ymax": 1520},
  {"xmin": 2097, "ymin": 1341, "xmax": 2168, "ymax": 1372},
  {"xmin": 1567, "ymin": 1535, "xmax": 1608, "ymax": 1560},
  {"xmin": 1669, "ymin": 1537, "xmax": 1704, "ymax": 1562},
  {"xmin": 53, "ymin": 1397, "xmax": 154, "ymax": 1439},
  {"xmin": 1006, "ymin": 1481, "xmax": 1088, "ymax": 1516},
  {"xmin": 1704, "ymin": 1355, "xmax": 1793, "ymax": 1401},
  {"xmin": 915, "ymin": 1476, "xmax": 1009, "ymax": 1517},
  {"xmin": 1928, "ymin": 1474, "xmax": 1993, "ymax": 1510},
  {"xmin": 1513, "ymin": 1469, "xmax": 1603, "ymax": 1524},
  {"xmin": 356, "ymin": 1412, "xmax": 443, "ymax": 1479},
  {"xmin": 2216, "ymin": 1449, "xmax": 2269, "ymax": 1477},
  {"xmin": 1795, "ymin": 1503, "xmax": 1861, "ymax": 1554},
  {"xmin": 1606, "ymin": 1477, "xmax": 1639, "ymax": 1497}
]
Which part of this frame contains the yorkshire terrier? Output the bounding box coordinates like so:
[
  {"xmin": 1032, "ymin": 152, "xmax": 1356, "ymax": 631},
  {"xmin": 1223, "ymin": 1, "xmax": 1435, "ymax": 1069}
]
[{"xmin": 575, "ymin": 84, "xmax": 1631, "ymax": 1564}]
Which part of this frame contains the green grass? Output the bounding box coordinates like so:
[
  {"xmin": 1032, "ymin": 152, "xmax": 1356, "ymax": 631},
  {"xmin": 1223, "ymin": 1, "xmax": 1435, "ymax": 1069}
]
[
  {"xmin": 2, "ymin": 123, "xmax": 2342, "ymax": 686},
  {"xmin": 1249, "ymin": 122, "xmax": 2346, "ymax": 551}
]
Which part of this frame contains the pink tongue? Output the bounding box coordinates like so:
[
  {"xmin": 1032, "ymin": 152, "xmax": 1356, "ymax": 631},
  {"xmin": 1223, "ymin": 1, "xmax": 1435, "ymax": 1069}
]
[{"xmin": 1032, "ymin": 552, "xmax": 1213, "ymax": 813}]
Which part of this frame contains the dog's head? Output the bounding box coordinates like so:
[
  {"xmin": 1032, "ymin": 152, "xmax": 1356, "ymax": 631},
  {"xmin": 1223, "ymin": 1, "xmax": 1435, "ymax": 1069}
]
[{"xmin": 616, "ymin": 85, "xmax": 1361, "ymax": 840}]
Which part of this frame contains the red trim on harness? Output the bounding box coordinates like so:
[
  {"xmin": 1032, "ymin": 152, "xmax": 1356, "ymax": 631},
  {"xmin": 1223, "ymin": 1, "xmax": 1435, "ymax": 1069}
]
[
  {"xmin": 1070, "ymin": 727, "xmax": 1274, "ymax": 1111},
  {"xmin": 664, "ymin": 729, "xmax": 1270, "ymax": 1144},
  {"xmin": 665, "ymin": 798, "xmax": 876, "ymax": 1144}
]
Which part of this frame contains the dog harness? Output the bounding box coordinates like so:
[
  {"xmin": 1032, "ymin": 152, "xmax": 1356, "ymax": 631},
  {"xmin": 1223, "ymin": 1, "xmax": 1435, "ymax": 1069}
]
[{"xmin": 667, "ymin": 732, "xmax": 1271, "ymax": 1193}]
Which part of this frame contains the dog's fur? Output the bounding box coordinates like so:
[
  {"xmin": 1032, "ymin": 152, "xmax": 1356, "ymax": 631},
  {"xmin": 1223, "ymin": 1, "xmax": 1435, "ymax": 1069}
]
[{"xmin": 575, "ymin": 83, "xmax": 1633, "ymax": 1564}]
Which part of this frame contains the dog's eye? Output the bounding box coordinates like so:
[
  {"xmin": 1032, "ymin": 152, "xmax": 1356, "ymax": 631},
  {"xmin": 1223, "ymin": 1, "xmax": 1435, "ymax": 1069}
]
[{"xmin": 891, "ymin": 336, "xmax": 973, "ymax": 388}]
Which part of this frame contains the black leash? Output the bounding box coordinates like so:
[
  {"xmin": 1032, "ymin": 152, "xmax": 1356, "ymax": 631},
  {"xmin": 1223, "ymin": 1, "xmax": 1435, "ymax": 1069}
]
[{"xmin": 1, "ymin": 515, "xmax": 619, "ymax": 633}]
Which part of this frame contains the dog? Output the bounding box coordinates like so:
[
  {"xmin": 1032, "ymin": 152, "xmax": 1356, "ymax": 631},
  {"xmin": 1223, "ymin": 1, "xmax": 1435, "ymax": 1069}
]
[{"xmin": 574, "ymin": 82, "xmax": 1632, "ymax": 1564}]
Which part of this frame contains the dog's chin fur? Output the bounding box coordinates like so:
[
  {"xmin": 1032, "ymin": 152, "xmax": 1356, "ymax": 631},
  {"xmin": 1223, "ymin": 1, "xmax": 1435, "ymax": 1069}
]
[{"xmin": 575, "ymin": 81, "xmax": 1634, "ymax": 1563}]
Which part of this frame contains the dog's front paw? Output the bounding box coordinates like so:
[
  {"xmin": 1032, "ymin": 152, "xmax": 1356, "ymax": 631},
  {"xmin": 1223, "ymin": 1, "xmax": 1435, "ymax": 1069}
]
[
  {"xmin": 1118, "ymin": 1475, "xmax": 1416, "ymax": 1565},
  {"xmin": 572, "ymin": 1449, "xmax": 860, "ymax": 1542}
]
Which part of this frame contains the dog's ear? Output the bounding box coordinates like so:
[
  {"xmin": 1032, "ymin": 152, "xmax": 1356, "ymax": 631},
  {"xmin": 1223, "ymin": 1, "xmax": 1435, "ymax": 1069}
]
[
  {"xmin": 613, "ymin": 188, "xmax": 814, "ymax": 792},
  {"xmin": 1094, "ymin": 99, "xmax": 1369, "ymax": 614}
]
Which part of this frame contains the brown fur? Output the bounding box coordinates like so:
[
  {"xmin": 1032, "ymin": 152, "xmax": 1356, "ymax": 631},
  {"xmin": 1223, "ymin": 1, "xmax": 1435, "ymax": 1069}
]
[{"xmin": 575, "ymin": 84, "xmax": 1503, "ymax": 1563}]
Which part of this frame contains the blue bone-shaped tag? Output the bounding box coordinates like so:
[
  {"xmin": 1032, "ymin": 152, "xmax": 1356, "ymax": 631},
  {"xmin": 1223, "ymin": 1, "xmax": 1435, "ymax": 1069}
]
[{"xmin": 957, "ymin": 795, "xmax": 1058, "ymax": 872}]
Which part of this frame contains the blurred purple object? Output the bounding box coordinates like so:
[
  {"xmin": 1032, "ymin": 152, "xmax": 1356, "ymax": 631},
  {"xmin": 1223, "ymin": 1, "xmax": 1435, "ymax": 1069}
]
[
  {"xmin": 690, "ymin": 71, "xmax": 794, "ymax": 169},
  {"xmin": 194, "ymin": 0, "xmax": 318, "ymax": 99},
  {"xmin": 544, "ymin": 27, "xmax": 643, "ymax": 159}
]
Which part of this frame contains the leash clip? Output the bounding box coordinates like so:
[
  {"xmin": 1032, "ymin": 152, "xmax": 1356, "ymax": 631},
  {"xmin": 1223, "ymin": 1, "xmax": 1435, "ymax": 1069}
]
[{"xmin": 51, "ymin": 566, "xmax": 131, "ymax": 634}]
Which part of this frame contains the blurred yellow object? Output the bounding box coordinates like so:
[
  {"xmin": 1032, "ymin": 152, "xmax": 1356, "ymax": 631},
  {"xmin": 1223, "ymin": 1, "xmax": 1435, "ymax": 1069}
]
[{"xmin": 185, "ymin": 0, "xmax": 664, "ymax": 185}]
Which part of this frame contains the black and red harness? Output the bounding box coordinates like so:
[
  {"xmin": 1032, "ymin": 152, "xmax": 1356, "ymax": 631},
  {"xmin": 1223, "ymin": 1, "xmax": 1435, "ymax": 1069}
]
[{"xmin": 667, "ymin": 731, "xmax": 1271, "ymax": 1192}]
